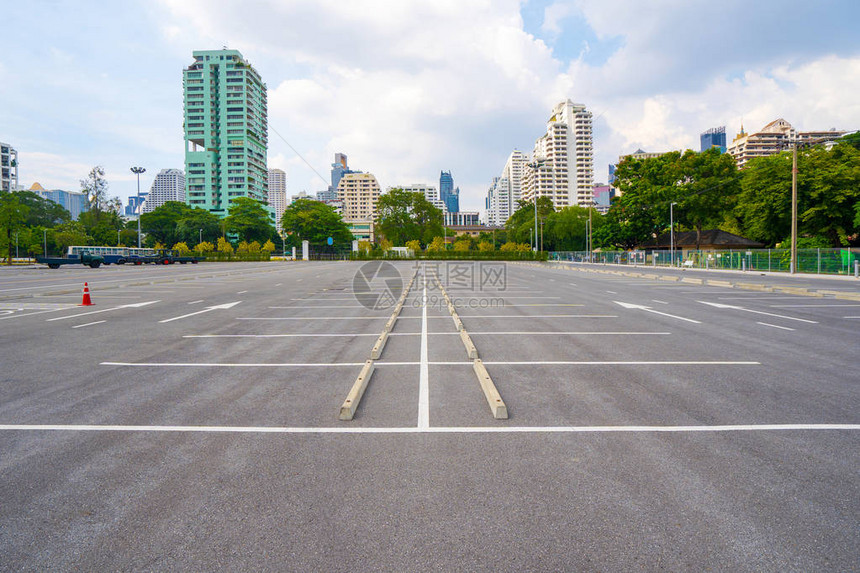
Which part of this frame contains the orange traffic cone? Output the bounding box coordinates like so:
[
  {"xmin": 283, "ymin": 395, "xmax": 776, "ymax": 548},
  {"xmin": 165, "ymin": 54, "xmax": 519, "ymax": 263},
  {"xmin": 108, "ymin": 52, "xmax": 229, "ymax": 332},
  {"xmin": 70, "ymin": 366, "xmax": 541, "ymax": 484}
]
[{"xmin": 80, "ymin": 282, "xmax": 93, "ymax": 306}]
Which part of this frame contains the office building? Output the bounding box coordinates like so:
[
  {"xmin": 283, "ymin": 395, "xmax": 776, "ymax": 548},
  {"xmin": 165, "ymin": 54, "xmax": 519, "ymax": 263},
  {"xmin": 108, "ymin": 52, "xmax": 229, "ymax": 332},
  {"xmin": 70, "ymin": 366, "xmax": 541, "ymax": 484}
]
[
  {"xmin": 337, "ymin": 172, "xmax": 381, "ymax": 241},
  {"xmin": 142, "ymin": 169, "xmax": 185, "ymax": 213},
  {"xmin": 183, "ymin": 49, "xmax": 268, "ymax": 217},
  {"xmin": 444, "ymin": 211, "xmax": 480, "ymax": 226},
  {"xmin": 268, "ymin": 168, "xmax": 287, "ymax": 227},
  {"xmin": 700, "ymin": 126, "xmax": 727, "ymax": 153},
  {"xmin": 439, "ymin": 171, "xmax": 459, "ymax": 213},
  {"xmin": 125, "ymin": 194, "xmax": 148, "ymax": 217},
  {"xmin": 28, "ymin": 182, "xmax": 88, "ymax": 220},
  {"xmin": 522, "ymin": 99, "xmax": 593, "ymax": 209},
  {"xmin": 318, "ymin": 153, "xmax": 357, "ymax": 203},
  {"xmin": 1, "ymin": 142, "xmax": 18, "ymax": 192},
  {"xmin": 592, "ymin": 184, "xmax": 613, "ymax": 213},
  {"xmin": 727, "ymin": 119, "xmax": 845, "ymax": 169},
  {"xmin": 608, "ymin": 164, "xmax": 616, "ymax": 185}
]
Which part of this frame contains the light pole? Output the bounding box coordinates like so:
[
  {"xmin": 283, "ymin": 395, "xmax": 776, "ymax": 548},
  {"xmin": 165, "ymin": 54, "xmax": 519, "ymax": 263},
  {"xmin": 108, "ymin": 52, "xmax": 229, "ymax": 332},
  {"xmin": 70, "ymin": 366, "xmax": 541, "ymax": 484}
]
[
  {"xmin": 199, "ymin": 228, "xmax": 203, "ymax": 245},
  {"xmin": 15, "ymin": 232, "xmax": 18, "ymax": 260},
  {"xmin": 43, "ymin": 229, "xmax": 47, "ymax": 256},
  {"xmin": 117, "ymin": 229, "xmax": 121, "ymax": 246},
  {"xmin": 790, "ymin": 144, "xmax": 798, "ymax": 274},
  {"xmin": 670, "ymin": 201, "xmax": 677, "ymax": 267},
  {"xmin": 526, "ymin": 158, "xmax": 546, "ymax": 252},
  {"xmin": 130, "ymin": 167, "xmax": 146, "ymax": 248}
]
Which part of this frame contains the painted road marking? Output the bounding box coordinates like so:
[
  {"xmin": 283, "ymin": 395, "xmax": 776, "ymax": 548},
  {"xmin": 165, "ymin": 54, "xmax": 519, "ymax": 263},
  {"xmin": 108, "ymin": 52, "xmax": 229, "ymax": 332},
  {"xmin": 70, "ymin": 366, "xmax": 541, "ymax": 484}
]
[
  {"xmin": 237, "ymin": 290, "xmax": 248, "ymax": 294},
  {"xmin": 188, "ymin": 300, "xmax": 204, "ymax": 305},
  {"xmin": 72, "ymin": 320, "xmax": 106, "ymax": 329},
  {"xmin": 757, "ymin": 322, "xmax": 795, "ymax": 331},
  {"xmin": 46, "ymin": 301, "xmax": 161, "ymax": 322},
  {"xmin": 182, "ymin": 331, "xmax": 672, "ymax": 339},
  {"xmin": 698, "ymin": 301, "xmax": 818, "ymax": 324},
  {"xmin": 159, "ymin": 301, "xmax": 242, "ymax": 323},
  {"xmin": 652, "ymin": 300, "xmax": 668, "ymax": 305},
  {"xmin": 100, "ymin": 360, "xmax": 758, "ymax": 367},
  {"xmin": 2, "ymin": 424, "xmax": 853, "ymax": 434},
  {"xmin": 770, "ymin": 304, "xmax": 860, "ymax": 308},
  {"xmin": 606, "ymin": 290, "xmax": 617, "ymax": 294},
  {"xmin": 614, "ymin": 301, "xmax": 701, "ymax": 324},
  {"xmin": 0, "ymin": 302, "xmax": 78, "ymax": 310},
  {"xmin": 418, "ymin": 269, "xmax": 430, "ymax": 429}
]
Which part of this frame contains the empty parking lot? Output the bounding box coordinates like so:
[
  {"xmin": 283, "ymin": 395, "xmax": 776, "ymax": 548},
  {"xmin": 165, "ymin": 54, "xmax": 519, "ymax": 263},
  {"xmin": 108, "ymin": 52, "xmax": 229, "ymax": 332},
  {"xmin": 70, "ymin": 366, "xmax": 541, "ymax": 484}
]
[{"xmin": 0, "ymin": 261, "xmax": 858, "ymax": 571}]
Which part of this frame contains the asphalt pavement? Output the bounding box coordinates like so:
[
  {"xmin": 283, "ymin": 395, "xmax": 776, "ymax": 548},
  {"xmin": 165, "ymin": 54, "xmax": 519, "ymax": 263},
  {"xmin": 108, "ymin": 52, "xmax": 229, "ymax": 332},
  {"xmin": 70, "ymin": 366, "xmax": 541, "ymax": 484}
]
[{"xmin": 0, "ymin": 260, "xmax": 857, "ymax": 571}]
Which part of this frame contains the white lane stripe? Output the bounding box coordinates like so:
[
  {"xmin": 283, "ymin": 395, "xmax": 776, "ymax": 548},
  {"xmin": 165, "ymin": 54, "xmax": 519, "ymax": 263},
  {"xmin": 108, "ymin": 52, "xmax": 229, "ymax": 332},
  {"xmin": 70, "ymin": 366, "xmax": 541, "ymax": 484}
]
[
  {"xmin": 99, "ymin": 360, "xmax": 759, "ymax": 367},
  {"xmin": 418, "ymin": 267, "xmax": 430, "ymax": 429},
  {"xmin": 188, "ymin": 300, "xmax": 204, "ymax": 305},
  {"xmin": 0, "ymin": 308, "xmax": 67, "ymax": 320},
  {"xmin": 47, "ymin": 300, "xmax": 160, "ymax": 321},
  {"xmin": 652, "ymin": 300, "xmax": 668, "ymax": 305},
  {"xmin": 606, "ymin": 290, "xmax": 617, "ymax": 294},
  {"xmin": 72, "ymin": 320, "xmax": 106, "ymax": 329},
  {"xmin": 757, "ymin": 322, "xmax": 795, "ymax": 331},
  {"xmin": 237, "ymin": 290, "xmax": 248, "ymax": 294},
  {"xmin": 184, "ymin": 333, "xmax": 383, "ymax": 338},
  {"xmin": 770, "ymin": 304, "xmax": 860, "ymax": 308},
  {"xmin": 1, "ymin": 424, "xmax": 856, "ymax": 434},
  {"xmin": 844, "ymin": 316, "xmax": 860, "ymax": 319},
  {"xmin": 182, "ymin": 332, "xmax": 672, "ymax": 339},
  {"xmin": 469, "ymin": 331, "xmax": 671, "ymax": 336}
]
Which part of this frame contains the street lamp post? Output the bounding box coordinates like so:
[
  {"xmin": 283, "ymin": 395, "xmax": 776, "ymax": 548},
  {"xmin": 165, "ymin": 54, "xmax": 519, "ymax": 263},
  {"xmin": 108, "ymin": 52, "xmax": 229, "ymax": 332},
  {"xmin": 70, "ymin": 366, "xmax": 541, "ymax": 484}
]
[
  {"xmin": 199, "ymin": 228, "xmax": 203, "ymax": 245},
  {"xmin": 670, "ymin": 202, "xmax": 677, "ymax": 267},
  {"xmin": 117, "ymin": 229, "xmax": 121, "ymax": 246},
  {"xmin": 790, "ymin": 144, "xmax": 798, "ymax": 274},
  {"xmin": 130, "ymin": 167, "xmax": 146, "ymax": 248},
  {"xmin": 526, "ymin": 158, "xmax": 546, "ymax": 252},
  {"xmin": 43, "ymin": 229, "xmax": 47, "ymax": 256}
]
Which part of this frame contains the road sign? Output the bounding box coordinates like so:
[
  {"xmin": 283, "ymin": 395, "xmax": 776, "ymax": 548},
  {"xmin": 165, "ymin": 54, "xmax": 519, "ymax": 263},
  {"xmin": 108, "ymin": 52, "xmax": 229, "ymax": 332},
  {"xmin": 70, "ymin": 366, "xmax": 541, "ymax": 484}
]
[{"xmin": 327, "ymin": 237, "xmax": 334, "ymax": 246}]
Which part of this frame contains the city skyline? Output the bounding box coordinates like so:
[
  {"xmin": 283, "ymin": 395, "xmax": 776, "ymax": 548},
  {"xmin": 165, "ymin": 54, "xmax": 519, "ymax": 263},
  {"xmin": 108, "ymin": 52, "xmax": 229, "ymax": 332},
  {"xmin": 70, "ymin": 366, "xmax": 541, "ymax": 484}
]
[{"xmin": 1, "ymin": 1, "xmax": 859, "ymax": 215}]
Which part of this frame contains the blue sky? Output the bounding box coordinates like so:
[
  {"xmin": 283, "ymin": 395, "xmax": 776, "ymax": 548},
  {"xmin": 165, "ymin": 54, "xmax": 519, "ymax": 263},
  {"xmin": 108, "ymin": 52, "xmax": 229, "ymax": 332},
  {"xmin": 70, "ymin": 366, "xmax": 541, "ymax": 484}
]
[{"xmin": 1, "ymin": 0, "xmax": 859, "ymax": 214}]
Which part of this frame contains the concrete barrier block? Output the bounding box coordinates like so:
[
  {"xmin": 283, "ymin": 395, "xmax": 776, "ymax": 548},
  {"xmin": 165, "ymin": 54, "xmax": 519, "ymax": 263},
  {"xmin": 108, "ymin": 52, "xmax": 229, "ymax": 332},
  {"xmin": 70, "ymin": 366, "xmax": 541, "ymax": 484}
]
[
  {"xmin": 472, "ymin": 359, "xmax": 508, "ymax": 419},
  {"xmin": 338, "ymin": 360, "xmax": 375, "ymax": 421}
]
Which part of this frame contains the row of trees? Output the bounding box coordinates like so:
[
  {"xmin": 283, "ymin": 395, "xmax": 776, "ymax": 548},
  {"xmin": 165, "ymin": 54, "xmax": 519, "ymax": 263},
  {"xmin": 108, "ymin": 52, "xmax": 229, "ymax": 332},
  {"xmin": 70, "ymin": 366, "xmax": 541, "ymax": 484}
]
[{"xmin": 594, "ymin": 138, "xmax": 860, "ymax": 250}]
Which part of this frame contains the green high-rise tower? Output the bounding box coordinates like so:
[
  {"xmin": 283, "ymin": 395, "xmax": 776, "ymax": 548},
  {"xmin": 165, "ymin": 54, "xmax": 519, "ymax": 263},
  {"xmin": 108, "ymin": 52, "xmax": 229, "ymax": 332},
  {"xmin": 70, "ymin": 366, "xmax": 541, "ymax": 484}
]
[{"xmin": 183, "ymin": 49, "xmax": 268, "ymax": 217}]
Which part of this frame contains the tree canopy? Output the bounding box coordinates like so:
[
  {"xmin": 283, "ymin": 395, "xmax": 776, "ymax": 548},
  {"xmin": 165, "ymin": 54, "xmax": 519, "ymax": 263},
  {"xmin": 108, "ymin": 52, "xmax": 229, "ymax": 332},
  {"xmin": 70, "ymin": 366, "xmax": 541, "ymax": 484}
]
[
  {"xmin": 223, "ymin": 197, "xmax": 277, "ymax": 244},
  {"xmin": 280, "ymin": 198, "xmax": 353, "ymax": 248},
  {"xmin": 140, "ymin": 201, "xmax": 222, "ymax": 247},
  {"xmin": 375, "ymin": 188, "xmax": 444, "ymax": 246}
]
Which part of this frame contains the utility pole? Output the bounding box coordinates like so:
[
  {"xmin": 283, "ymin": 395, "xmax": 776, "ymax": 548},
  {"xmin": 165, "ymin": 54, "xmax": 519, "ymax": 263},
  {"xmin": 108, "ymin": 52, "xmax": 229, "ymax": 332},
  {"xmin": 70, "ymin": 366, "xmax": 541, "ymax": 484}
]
[
  {"xmin": 131, "ymin": 167, "xmax": 146, "ymax": 248},
  {"xmin": 790, "ymin": 144, "xmax": 798, "ymax": 274},
  {"xmin": 526, "ymin": 157, "xmax": 546, "ymax": 252}
]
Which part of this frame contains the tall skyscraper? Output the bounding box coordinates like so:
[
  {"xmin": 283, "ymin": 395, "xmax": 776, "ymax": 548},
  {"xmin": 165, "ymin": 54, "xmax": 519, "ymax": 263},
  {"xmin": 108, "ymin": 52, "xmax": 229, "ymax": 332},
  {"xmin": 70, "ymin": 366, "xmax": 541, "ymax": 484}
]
[
  {"xmin": 700, "ymin": 126, "xmax": 727, "ymax": 153},
  {"xmin": 318, "ymin": 152, "xmax": 356, "ymax": 203},
  {"xmin": 183, "ymin": 49, "xmax": 268, "ymax": 217},
  {"xmin": 142, "ymin": 169, "xmax": 186, "ymax": 213},
  {"xmin": 439, "ymin": 170, "xmax": 459, "ymax": 213},
  {"xmin": 1, "ymin": 141, "xmax": 18, "ymax": 192},
  {"xmin": 268, "ymin": 168, "xmax": 287, "ymax": 227},
  {"xmin": 522, "ymin": 99, "xmax": 593, "ymax": 209},
  {"xmin": 484, "ymin": 150, "xmax": 527, "ymax": 226}
]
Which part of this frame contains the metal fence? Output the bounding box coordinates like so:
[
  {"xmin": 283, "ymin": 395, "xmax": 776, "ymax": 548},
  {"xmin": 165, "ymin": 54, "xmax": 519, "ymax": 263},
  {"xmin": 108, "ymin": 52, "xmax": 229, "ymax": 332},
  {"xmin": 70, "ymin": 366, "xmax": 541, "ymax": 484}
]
[{"xmin": 550, "ymin": 248, "xmax": 860, "ymax": 277}]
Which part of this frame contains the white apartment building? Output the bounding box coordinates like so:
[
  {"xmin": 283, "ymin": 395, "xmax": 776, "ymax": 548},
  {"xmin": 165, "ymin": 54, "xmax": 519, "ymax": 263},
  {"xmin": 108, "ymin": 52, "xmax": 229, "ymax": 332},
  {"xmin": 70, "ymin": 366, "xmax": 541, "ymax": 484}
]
[
  {"xmin": 1, "ymin": 141, "xmax": 18, "ymax": 192},
  {"xmin": 395, "ymin": 184, "xmax": 447, "ymax": 212},
  {"xmin": 727, "ymin": 119, "xmax": 845, "ymax": 169},
  {"xmin": 268, "ymin": 168, "xmax": 287, "ymax": 227},
  {"xmin": 522, "ymin": 100, "xmax": 593, "ymax": 209},
  {"xmin": 485, "ymin": 150, "xmax": 527, "ymax": 225},
  {"xmin": 142, "ymin": 169, "xmax": 186, "ymax": 213},
  {"xmin": 337, "ymin": 172, "xmax": 381, "ymax": 240}
]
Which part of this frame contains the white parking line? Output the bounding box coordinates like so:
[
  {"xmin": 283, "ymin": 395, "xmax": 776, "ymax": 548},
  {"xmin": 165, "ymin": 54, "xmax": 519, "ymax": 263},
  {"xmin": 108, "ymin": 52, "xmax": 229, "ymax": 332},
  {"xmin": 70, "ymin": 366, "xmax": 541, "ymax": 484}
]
[
  {"xmin": 188, "ymin": 300, "xmax": 204, "ymax": 305},
  {"xmin": 757, "ymin": 322, "xmax": 795, "ymax": 331},
  {"xmin": 72, "ymin": 320, "xmax": 106, "ymax": 329},
  {"xmin": 770, "ymin": 304, "xmax": 860, "ymax": 308},
  {"xmin": 46, "ymin": 301, "xmax": 161, "ymax": 322},
  {"xmin": 100, "ymin": 360, "xmax": 757, "ymax": 367},
  {"xmin": 418, "ymin": 270, "xmax": 430, "ymax": 429},
  {"xmin": 159, "ymin": 301, "xmax": 242, "ymax": 323},
  {"xmin": 651, "ymin": 300, "xmax": 668, "ymax": 305},
  {"xmin": 237, "ymin": 290, "xmax": 248, "ymax": 294},
  {"xmin": 4, "ymin": 423, "xmax": 852, "ymax": 435}
]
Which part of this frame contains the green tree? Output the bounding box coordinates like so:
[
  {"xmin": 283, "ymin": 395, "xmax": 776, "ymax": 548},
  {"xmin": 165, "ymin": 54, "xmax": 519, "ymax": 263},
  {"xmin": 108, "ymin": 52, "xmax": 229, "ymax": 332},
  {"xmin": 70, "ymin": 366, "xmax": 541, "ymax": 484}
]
[
  {"xmin": 52, "ymin": 221, "xmax": 92, "ymax": 252},
  {"xmin": 376, "ymin": 188, "xmax": 444, "ymax": 246},
  {"xmin": 280, "ymin": 199, "xmax": 353, "ymax": 248},
  {"xmin": 405, "ymin": 239, "xmax": 421, "ymax": 253},
  {"xmin": 194, "ymin": 241, "xmax": 214, "ymax": 254},
  {"xmin": 15, "ymin": 191, "xmax": 71, "ymax": 227},
  {"xmin": 675, "ymin": 148, "xmax": 740, "ymax": 248},
  {"xmin": 216, "ymin": 236, "xmax": 234, "ymax": 254},
  {"xmin": 262, "ymin": 239, "xmax": 275, "ymax": 252},
  {"xmin": 173, "ymin": 242, "xmax": 191, "ymax": 254},
  {"xmin": 477, "ymin": 240, "xmax": 494, "ymax": 252},
  {"xmin": 506, "ymin": 197, "xmax": 554, "ymax": 246},
  {"xmin": 0, "ymin": 192, "xmax": 30, "ymax": 263},
  {"xmin": 452, "ymin": 238, "xmax": 471, "ymax": 252},
  {"xmin": 544, "ymin": 206, "xmax": 591, "ymax": 251},
  {"xmin": 223, "ymin": 198, "xmax": 276, "ymax": 244},
  {"xmin": 736, "ymin": 144, "xmax": 860, "ymax": 247}
]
